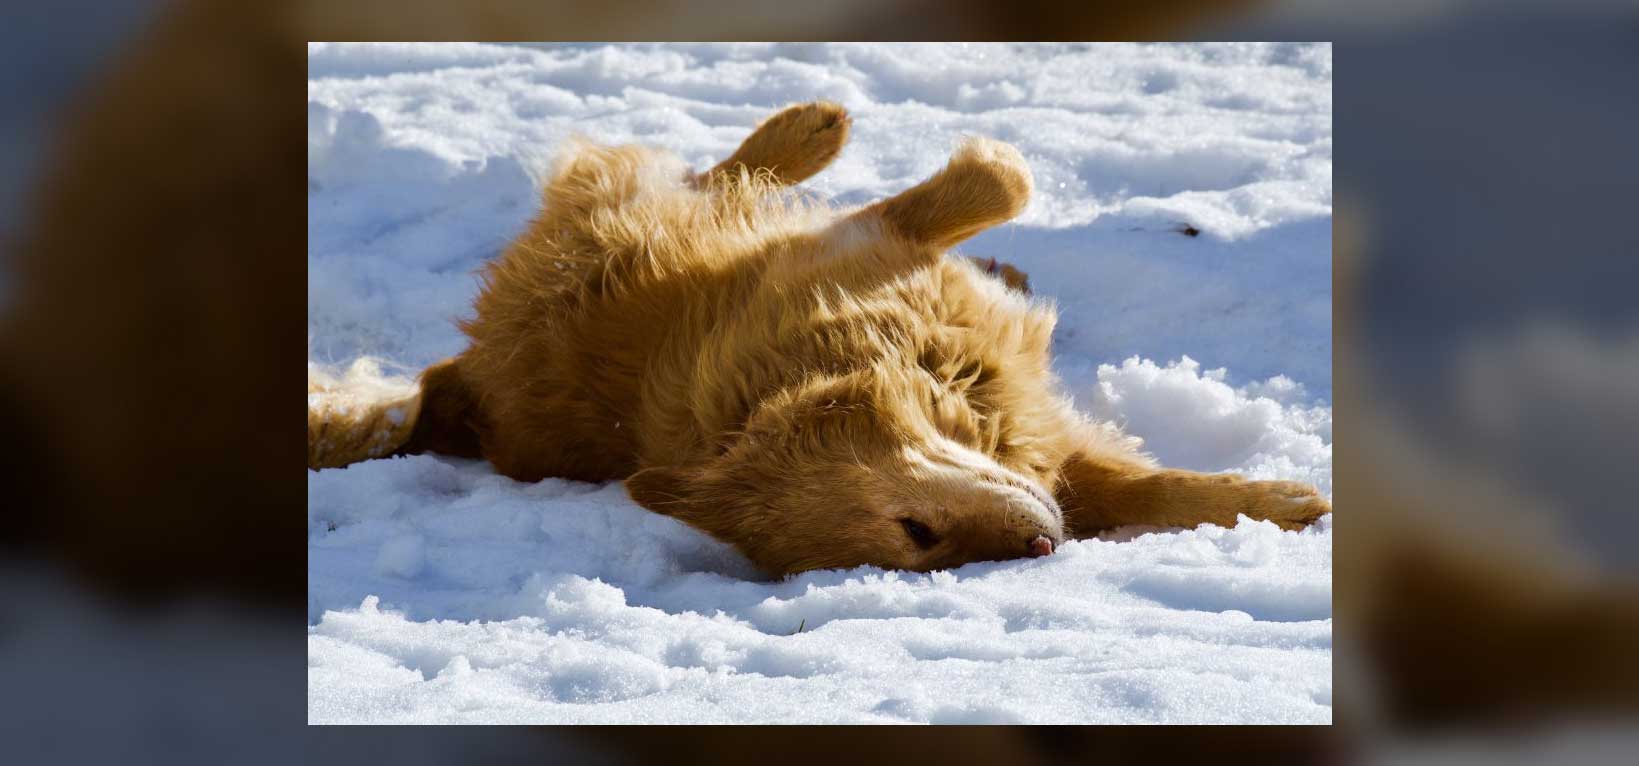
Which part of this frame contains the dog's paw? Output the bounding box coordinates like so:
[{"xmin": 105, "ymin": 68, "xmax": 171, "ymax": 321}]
[
  {"xmin": 967, "ymin": 256, "xmax": 1032, "ymax": 294},
  {"xmin": 767, "ymin": 101, "xmax": 850, "ymax": 147},
  {"xmin": 873, "ymin": 137, "xmax": 1033, "ymax": 250},
  {"xmin": 1237, "ymin": 479, "xmax": 1331, "ymax": 530},
  {"xmin": 732, "ymin": 101, "xmax": 851, "ymax": 185},
  {"xmin": 945, "ymin": 137, "xmax": 1033, "ymax": 216}
]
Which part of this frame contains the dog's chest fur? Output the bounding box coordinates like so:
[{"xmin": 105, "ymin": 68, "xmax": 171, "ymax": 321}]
[{"xmin": 459, "ymin": 166, "xmax": 1075, "ymax": 486}]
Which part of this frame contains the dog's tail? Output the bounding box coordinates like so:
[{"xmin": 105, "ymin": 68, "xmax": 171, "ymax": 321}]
[
  {"xmin": 307, "ymin": 358, "xmax": 421, "ymax": 470},
  {"xmin": 307, "ymin": 356, "xmax": 480, "ymax": 470},
  {"xmin": 308, "ymin": 360, "xmax": 419, "ymax": 472}
]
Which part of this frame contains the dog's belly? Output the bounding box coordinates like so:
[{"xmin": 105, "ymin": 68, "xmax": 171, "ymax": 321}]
[{"xmin": 470, "ymin": 225, "xmax": 1056, "ymax": 488}]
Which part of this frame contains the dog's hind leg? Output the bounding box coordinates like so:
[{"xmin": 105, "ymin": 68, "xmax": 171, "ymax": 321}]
[
  {"xmin": 398, "ymin": 356, "xmax": 481, "ymax": 460},
  {"xmin": 692, "ymin": 101, "xmax": 851, "ymax": 190}
]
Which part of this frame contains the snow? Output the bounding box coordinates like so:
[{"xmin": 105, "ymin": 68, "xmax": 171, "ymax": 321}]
[{"xmin": 307, "ymin": 42, "xmax": 1332, "ymax": 724}]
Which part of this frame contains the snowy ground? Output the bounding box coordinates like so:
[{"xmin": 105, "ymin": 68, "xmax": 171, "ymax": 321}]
[{"xmin": 307, "ymin": 43, "xmax": 1332, "ymax": 724}]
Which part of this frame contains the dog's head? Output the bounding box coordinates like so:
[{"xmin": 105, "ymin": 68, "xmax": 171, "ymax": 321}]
[{"xmin": 627, "ymin": 369, "xmax": 1064, "ymax": 576}]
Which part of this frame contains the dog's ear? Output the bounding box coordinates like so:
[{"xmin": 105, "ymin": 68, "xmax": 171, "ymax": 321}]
[
  {"xmin": 625, "ymin": 465, "xmax": 702, "ymax": 518},
  {"xmin": 864, "ymin": 137, "xmax": 1032, "ymax": 250}
]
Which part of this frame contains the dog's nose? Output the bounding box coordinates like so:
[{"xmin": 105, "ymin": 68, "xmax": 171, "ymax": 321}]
[{"xmin": 1026, "ymin": 536, "xmax": 1054, "ymax": 558}]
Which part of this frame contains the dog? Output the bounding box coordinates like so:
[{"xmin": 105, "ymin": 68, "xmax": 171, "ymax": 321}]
[{"xmin": 306, "ymin": 101, "xmax": 1330, "ymax": 576}]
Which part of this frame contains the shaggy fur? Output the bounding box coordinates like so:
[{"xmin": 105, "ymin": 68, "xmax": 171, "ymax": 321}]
[{"xmin": 306, "ymin": 102, "xmax": 1329, "ymax": 576}]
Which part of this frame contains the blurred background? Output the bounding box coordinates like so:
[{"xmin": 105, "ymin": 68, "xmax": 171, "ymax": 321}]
[{"xmin": 2, "ymin": 0, "xmax": 1637, "ymax": 761}]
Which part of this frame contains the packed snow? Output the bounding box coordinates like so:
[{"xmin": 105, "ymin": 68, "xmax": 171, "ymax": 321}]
[{"xmin": 307, "ymin": 42, "xmax": 1332, "ymax": 724}]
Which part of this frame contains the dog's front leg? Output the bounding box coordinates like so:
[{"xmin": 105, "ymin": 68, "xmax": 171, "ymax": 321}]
[
  {"xmin": 1054, "ymin": 450, "xmax": 1331, "ymax": 536},
  {"xmin": 775, "ymin": 136, "xmax": 1035, "ymax": 289}
]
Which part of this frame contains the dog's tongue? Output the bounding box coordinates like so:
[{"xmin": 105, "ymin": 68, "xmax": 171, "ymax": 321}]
[{"xmin": 1027, "ymin": 536, "xmax": 1054, "ymax": 558}]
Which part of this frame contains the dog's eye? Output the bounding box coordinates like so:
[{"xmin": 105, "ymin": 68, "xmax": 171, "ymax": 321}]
[{"xmin": 899, "ymin": 518, "xmax": 939, "ymax": 548}]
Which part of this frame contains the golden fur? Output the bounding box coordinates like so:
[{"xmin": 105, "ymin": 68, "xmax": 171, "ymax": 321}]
[
  {"xmin": 14, "ymin": 2, "xmax": 1629, "ymax": 734},
  {"xmin": 307, "ymin": 102, "xmax": 1329, "ymax": 576}
]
